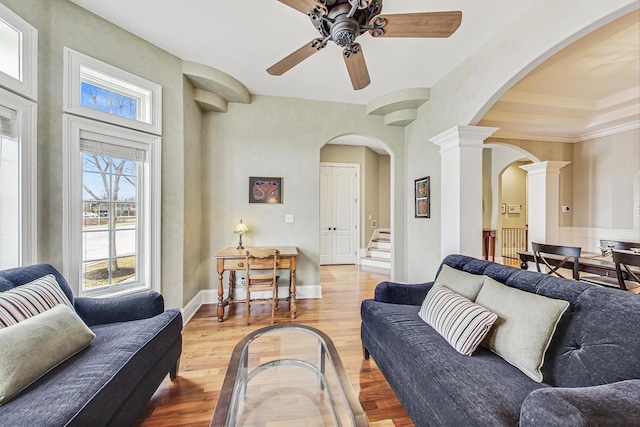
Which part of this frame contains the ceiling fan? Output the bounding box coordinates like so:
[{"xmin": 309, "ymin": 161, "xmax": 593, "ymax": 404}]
[{"xmin": 267, "ymin": 0, "xmax": 462, "ymax": 90}]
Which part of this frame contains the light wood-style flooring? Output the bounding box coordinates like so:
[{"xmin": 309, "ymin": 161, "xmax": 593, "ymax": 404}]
[{"xmin": 135, "ymin": 265, "xmax": 414, "ymax": 427}]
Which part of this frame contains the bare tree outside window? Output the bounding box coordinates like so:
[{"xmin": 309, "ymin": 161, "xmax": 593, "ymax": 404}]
[{"xmin": 82, "ymin": 153, "xmax": 137, "ymax": 289}]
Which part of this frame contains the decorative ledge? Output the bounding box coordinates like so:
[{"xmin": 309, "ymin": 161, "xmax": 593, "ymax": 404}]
[
  {"xmin": 183, "ymin": 61, "xmax": 251, "ymax": 113},
  {"xmin": 366, "ymin": 88, "xmax": 430, "ymax": 127}
]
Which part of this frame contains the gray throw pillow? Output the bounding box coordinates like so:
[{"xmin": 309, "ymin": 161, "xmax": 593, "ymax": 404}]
[
  {"xmin": 435, "ymin": 264, "xmax": 485, "ymax": 301},
  {"xmin": 475, "ymin": 276, "xmax": 570, "ymax": 382},
  {"xmin": 0, "ymin": 304, "xmax": 95, "ymax": 405}
]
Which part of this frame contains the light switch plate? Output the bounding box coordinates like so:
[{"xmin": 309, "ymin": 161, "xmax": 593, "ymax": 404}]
[{"xmin": 285, "ymin": 214, "xmax": 294, "ymax": 223}]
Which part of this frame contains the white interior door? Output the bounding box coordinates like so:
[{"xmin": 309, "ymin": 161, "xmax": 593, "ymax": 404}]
[{"xmin": 320, "ymin": 164, "xmax": 358, "ymax": 265}]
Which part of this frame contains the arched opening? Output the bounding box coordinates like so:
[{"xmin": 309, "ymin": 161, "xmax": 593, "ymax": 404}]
[
  {"xmin": 483, "ymin": 143, "xmax": 539, "ymax": 264},
  {"xmin": 319, "ymin": 134, "xmax": 394, "ymax": 273}
]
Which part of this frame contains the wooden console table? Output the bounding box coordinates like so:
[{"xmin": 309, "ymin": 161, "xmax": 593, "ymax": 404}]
[{"xmin": 214, "ymin": 246, "xmax": 298, "ymax": 322}]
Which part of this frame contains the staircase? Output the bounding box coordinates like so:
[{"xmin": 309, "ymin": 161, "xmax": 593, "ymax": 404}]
[{"xmin": 360, "ymin": 228, "xmax": 391, "ymax": 270}]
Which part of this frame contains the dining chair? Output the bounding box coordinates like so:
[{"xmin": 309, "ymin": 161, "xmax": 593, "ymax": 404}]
[
  {"xmin": 583, "ymin": 250, "xmax": 640, "ymax": 291},
  {"xmin": 599, "ymin": 239, "xmax": 640, "ymax": 251},
  {"xmin": 531, "ymin": 242, "xmax": 581, "ymax": 280},
  {"xmin": 244, "ymin": 248, "xmax": 280, "ymax": 325}
]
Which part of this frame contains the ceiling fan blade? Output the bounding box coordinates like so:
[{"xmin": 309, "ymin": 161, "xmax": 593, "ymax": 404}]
[
  {"xmin": 277, "ymin": 0, "xmax": 321, "ymax": 15},
  {"xmin": 267, "ymin": 39, "xmax": 324, "ymax": 76},
  {"xmin": 343, "ymin": 43, "xmax": 370, "ymax": 90},
  {"xmin": 370, "ymin": 11, "xmax": 462, "ymax": 38}
]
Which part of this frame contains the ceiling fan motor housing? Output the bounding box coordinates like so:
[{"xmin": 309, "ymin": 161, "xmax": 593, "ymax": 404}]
[{"xmin": 313, "ymin": 0, "xmax": 382, "ymax": 46}]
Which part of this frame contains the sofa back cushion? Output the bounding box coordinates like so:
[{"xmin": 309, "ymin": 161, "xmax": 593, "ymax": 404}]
[
  {"xmin": 441, "ymin": 255, "xmax": 640, "ymax": 387},
  {"xmin": 0, "ymin": 264, "xmax": 74, "ymax": 305}
]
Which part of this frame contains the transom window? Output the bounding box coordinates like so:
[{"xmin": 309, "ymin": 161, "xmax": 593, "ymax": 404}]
[
  {"xmin": 64, "ymin": 48, "xmax": 161, "ymax": 135},
  {"xmin": 0, "ymin": 3, "xmax": 38, "ymax": 100}
]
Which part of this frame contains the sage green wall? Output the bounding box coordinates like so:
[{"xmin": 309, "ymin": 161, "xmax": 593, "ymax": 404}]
[
  {"xmin": 378, "ymin": 155, "xmax": 391, "ymax": 229},
  {"xmin": 320, "ymin": 145, "xmax": 390, "ymax": 246},
  {"xmin": 203, "ymin": 95, "xmax": 405, "ymax": 290},
  {"xmin": 404, "ymin": 0, "xmax": 637, "ymax": 282},
  {"xmin": 182, "ymin": 77, "xmax": 204, "ymax": 306},
  {"xmin": 572, "ymin": 129, "xmax": 639, "ymax": 229},
  {"xmin": 3, "ymin": 0, "xmax": 193, "ymax": 309}
]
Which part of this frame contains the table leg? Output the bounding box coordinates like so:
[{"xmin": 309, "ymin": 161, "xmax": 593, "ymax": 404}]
[
  {"xmin": 228, "ymin": 271, "xmax": 236, "ymax": 301},
  {"xmin": 217, "ymin": 260, "xmax": 225, "ymax": 322},
  {"xmin": 290, "ymin": 261, "xmax": 297, "ymax": 319}
]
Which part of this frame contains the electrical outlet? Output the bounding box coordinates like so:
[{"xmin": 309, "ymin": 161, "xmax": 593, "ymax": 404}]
[{"xmin": 285, "ymin": 214, "xmax": 294, "ymax": 223}]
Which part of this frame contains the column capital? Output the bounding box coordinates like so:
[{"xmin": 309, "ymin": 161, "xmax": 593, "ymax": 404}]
[
  {"xmin": 520, "ymin": 161, "xmax": 570, "ymax": 176},
  {"xmin": 429, "ymin": 125, "xmax": 499, "ymax": 153}
]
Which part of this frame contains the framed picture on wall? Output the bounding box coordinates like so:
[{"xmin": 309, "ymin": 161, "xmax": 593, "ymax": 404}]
[
  {"xmin": 415, "ymin": 176, "xmax": 430, "ymax": 218},
  {"xmin": 249, "ymin": 177, "xmax": 283, "ymax": 204}
]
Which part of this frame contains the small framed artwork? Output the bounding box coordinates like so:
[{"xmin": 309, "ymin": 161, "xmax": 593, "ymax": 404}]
[
  {"xmin": 414, "ymin": 176, "xmax": 430, "ymax": 218},
  {"xmin": 249, "ymin": 177, "xmax": 283, "ymax": 204}
]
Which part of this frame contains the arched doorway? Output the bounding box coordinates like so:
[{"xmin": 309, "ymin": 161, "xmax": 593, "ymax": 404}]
[
  {"xmin": 319, "ymin": 134, "xmax": 393, "ymax": 271},
  {"xmin": 483, "ymin": 143, "xmax": 540, "ymax": 264}
]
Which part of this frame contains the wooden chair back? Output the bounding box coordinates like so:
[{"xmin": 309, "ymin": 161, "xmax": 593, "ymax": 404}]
[
  {"xmin": 532, "ymin": 242, "xmax": 581, "ymax": 280},
  {"xmin": 613, "ymin": 250, "xmax": 640, "ymax": 291},
  {"xmin": 244, "ymin": 248, "xmax": 279, "ymax": 286},
  {"xmin": 243, "ymin": 249, "xmax": 280, "ymax": 324}
]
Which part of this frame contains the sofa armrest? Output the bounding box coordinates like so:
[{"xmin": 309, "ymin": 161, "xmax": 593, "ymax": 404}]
[
  {"xmin": 74, "ymin": 291, "xmax": 165, "ymax": 326},
  {"xmin": 374, "ymin": 281, "xmax": 433, "ymax": 306},
  {"xmin": 519, "ymin": 380, "xmax": 640, "ymax": 427}
]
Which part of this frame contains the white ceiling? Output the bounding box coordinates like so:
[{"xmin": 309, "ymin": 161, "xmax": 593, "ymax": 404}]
[
  {"xmin": 69, "ymin": 0, "xmax": 639, "ymax": 142},
  {"xmin": 69, "ymin": 0, "xmax": 536, "ymax": 105}
]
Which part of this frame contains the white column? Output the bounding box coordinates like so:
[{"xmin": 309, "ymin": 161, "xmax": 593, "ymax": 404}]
[
  {"xmin": 519, "ymin": 161, "xmax": 570, "ymax": 248},
  {"xmin": 430, "ymin": 125, "xmax": 499, "ymax": 260}
]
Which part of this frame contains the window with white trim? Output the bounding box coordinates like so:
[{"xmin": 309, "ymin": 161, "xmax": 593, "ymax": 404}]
[
  {"xmin": 63, "ymin": 50, "xmax": 161, "ymax": 297},
  {"xmin": 0, "ymin": 87, "xmax": 37, "ymax": 269},
  {"xmin": 64, "ymin": 115, "xmax": 160, "ymax": 297},
  {"xmin": 64, "ymin": 48, "xmax": 162, "ymax": 135},
  {"xmin": 0, "ymin": 3, "xmax": 38, "ymax": 100}
]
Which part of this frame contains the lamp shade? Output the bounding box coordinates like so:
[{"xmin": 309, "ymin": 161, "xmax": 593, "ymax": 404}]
[{"xmin": 233, "ymin": 220, "xmax": 249, "ymax": 235}]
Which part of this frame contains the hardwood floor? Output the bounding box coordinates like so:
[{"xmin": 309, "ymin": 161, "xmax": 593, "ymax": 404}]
[{"xmin": 136, "ymin": 265, "xmax": 414, "ymax": 427}]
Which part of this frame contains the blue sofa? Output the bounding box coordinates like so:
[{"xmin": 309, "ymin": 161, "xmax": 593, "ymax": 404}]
[
  {"xmin": 361, "ymin": 254, "xmax": 640, "ymax": 426},
  {"xmin": 0, "ymin": 264, "xmax": 182, "ymax": 427}
]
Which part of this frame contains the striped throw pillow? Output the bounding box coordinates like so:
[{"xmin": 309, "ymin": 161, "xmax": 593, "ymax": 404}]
[
  {"xmin": 419, "ymin": 284, "xmax": 498, "ymax": 356},
  {"xmin": 0, "ymin": 275, "xmax": 74, "ymax": 328}
]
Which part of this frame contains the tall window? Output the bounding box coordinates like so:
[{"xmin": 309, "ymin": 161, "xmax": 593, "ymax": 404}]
[
  {"xmin": 0, "ymin": 88, "xmax": 37, "ymax": 270},
  {"xmin": 64, "ymin": 115, "xmax": 160, "ymax": 297},
  {"xmin": 0, "ymin": 4, "xmax": 38, "ymax": 270},
  {"xmin": 63, "ymin": 51, "xmax": 161, "ymax": 297}
]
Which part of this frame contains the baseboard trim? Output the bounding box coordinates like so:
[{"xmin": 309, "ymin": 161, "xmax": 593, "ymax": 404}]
[{"xmin": 181, "ymin": 285, "xmax": 323, "ymax": 325}]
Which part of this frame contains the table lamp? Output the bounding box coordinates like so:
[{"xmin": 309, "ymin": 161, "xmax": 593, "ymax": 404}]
[{"xmin": 233, "ymin": 220, "xmax": 249, "ymax": 249}]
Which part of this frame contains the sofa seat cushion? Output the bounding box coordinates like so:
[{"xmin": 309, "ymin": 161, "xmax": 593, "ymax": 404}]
[
  {"xmin": 0, "ymin": 309, "xmax": 181, "ymax": 427},
  {"xmin": 361, "ymin": 300, "xmax": 547, "ymax": 426}
]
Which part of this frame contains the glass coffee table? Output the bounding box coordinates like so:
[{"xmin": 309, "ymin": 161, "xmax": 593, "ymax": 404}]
[{"xmin": 211, "ymin": 324, "xmax": 368, "ymax": 426}]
